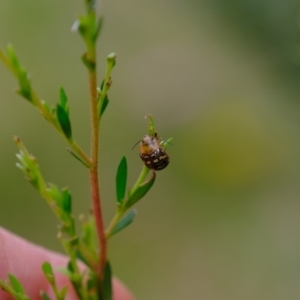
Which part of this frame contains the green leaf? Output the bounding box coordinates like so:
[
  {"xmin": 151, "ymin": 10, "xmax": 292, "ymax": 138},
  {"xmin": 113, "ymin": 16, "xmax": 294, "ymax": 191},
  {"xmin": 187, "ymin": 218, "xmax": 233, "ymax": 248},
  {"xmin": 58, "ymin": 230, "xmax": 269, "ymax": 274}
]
[
  {"xmin": 84, "ymin": 0, "xmax": 97, "ymax": 13},
  {"xmin": 59, "ymin": 286, "xmax": 68, "ymax": 299},
  {"xmin": 75, "ymin": 250, "xmax": 88, "ymax": 266},
  {"xmin": 56, "ymin": 103, "xmax": 72, "ymax": 139},
  {"xmin": 94, "ymin": 16, "xmax": 104, "ymax": 42},
  {"xmin": 5, "ymin": 45, "xmax": 32, "ymax": 102},
  {"xmin": 97, "ymin": 83, "xmax": 110, "ymax": 118},
  {"xmin": 75, "ymin": 14, "xmax": 96, "ymax": 50},
  {"xmin": 67, "ymin": 148, "xmax": 90, "ymax": 168},
  {"xmin": 125, "ymin": 172, "xmax": 156, "ymax": 209},
  {"xmin": 40, "ymin": 291, "xmax": 51, "ymax": 300},
  {"xmin": 81, "ymin": 52, "xmax": 96, "ymax": 71},
  {"xmin": 146, "ymin": 114, "xmax": 156, "ymax": 136},
  {"xmin": 48, "ymin": 184, "xmax": 61, "ymax": 202},
  {"xmin": 77, "ymin": 15, "xmax": 89, "ymax": 37},
  {"xmin": 61, "ymin": 188, "xmax": 72, "ymax": 214},
  {"xmin": 100, "ymin": 95, "xmax": 109, "ymax": 117},
  {"xmin": 57, "ymin": 267, "xmax": 73, "ymax": 279},
  {"xmin": 59, "ymin": 87, "xmax": 68, "ymax": 111},
  {"xmin": 63, "ymin": 262, "xmax": 83, "ymax": 299},
  {"xmin": 162, "ymin": 137, "xmax": 173, "ymax": 148},
  {"xmin": 100, "ymin": 80, "xmax": 105, "ymax": 90},
  {"xmin": 6, "ymin": 45, "xmax": 20, "ymax": 75},
  {"xmin": 42, "ymin": 261, "xmax": 54, "ymax": 277},
  {"xmin": 9, "ymin": 274, "xmax": 25, "ymax": 294},
  {"xmin": 115, "ymin": 156, "xmax": 127, "ymax": 204},
  {"xmin": 41, "ymin": 100, "xmax": 55, "ymax": 115},
  {"xmin": 14, "ymin": 138, "xmax": 44, "ymax": 191},
  {"xmin": 111, "ymin": 210, "xmax": 137, "ymax": 237},
  {"xmin": 102, "ymin": 261, "xmax": 112, "ymax": 300},
  {"xmin": 16, "ymin": 68, "xmax": 32, "ymax": 101},
  {"xmin": 47, "ymin": 184, "xmax": 75, "ymax": 229},
  {"xmin": 81, "ymin": 216, "xmax": 97, "ymax": 250},
  {"xmin": 42, "ymin": 262, "xmax": 55, "ymax": 286},
  {"xmin": 86, "ymin": 271, "xmax": 99, "ymax": 297}
]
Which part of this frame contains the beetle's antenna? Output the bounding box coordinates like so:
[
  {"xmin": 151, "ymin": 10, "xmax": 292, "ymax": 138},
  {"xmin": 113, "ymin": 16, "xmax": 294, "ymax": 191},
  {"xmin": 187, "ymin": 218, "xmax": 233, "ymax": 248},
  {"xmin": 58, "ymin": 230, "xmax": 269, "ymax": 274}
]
[{"xmin": 132, "ymin": 140, "xmax": 141, "ymax": 150}]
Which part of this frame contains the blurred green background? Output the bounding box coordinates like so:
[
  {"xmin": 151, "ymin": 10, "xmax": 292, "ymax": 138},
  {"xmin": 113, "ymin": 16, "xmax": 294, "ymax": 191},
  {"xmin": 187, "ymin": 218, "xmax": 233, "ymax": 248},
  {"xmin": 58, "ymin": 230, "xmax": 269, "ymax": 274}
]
[{"xmin": 1, "ymin": 0, "xmax": 300, "ymax": 299}]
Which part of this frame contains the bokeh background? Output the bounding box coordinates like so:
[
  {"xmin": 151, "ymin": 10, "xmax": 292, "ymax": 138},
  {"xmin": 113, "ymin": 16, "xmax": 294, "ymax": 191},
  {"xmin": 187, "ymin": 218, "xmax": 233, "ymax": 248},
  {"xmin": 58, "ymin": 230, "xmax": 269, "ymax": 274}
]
[{"xmin": 1, "ymin": 0, "xmax": 300, "ymax": 299}]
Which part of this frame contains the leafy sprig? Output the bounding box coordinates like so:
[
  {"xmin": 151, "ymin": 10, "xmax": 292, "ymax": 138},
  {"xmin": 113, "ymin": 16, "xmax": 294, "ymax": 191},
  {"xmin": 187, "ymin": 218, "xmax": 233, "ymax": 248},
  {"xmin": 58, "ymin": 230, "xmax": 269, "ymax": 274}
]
[{"xmin": 0, "ymin": 0, "xmax": 172, "ymax": 299}]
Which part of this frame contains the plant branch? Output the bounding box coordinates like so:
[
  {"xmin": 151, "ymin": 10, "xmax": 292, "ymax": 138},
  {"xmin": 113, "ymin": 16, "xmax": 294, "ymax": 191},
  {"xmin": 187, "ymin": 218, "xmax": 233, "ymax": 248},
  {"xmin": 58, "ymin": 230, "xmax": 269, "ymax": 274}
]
[
  {"xmin": 105, "ymin": 165, "xmax": 151, "ymax": 239},
  {"xmin": 129, "ymin": 165, "xmax": 151, "ymax": 198},
  {"xmin": 87, "ymin": 45, "xmax": 106, "ymax": 281}
]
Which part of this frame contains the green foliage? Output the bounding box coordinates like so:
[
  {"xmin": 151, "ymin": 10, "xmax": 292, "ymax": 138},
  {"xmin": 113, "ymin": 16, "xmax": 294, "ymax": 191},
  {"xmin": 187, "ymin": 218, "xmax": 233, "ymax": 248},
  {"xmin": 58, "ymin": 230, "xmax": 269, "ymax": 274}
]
[
  {"xmin": 111, "ymin": 210, "xmax": 137, "ymax": 237},
  {"xmin": 1, "ymin": 45, "xmax": 33, "ymax": 102},
  {"xmin": 146, "ymin": 114, "xmax": 156, "ymax": 136},
  {"xmin": 40, "ymin": 291, "xmax": 51, "ymax": 300},
  {"xmin": 162, "ymin": 137, "xmax": 173, "ymax": 148},
  {"xmin": 102, "ymin": 262, "xmax": 112, "ymax": 300},
  {"xmin": 81, "ymin": 52, "xmax": 96, "ymax": 71},
  {"xmin": 42, "ymin": 262, "xmax": 54, "ymax": 284},
  {"xmin": 97, "ymin": 53, "xmax": 116, "ymax": 119},
  {"xmin": 0, "ymin": 1, "xmax": 172, "ymax": 299},
  {"xmin": 116, "ymin": 156, "xmax": 127, "ymax": 204},
  {"xmin": 42, "ymin": 262, "xmax": 68, "ymax": 300},
  {"xmin": 0, "ymin": 274, "xmax": 30, "ymax": 300},
  {"xmin": 56, "ymin": 87, "xmax": 72, "ymax": 140},
  {"xmin": 126, "ymin": 171, "xmax": 156, "ymax": 209},
  {"xmin": 99, "ymin": 94, "xmax": 109, "ymax": 117},
  {"xmin": 9, "ymin": 274, "xmax": 26, "ymax": 295}
]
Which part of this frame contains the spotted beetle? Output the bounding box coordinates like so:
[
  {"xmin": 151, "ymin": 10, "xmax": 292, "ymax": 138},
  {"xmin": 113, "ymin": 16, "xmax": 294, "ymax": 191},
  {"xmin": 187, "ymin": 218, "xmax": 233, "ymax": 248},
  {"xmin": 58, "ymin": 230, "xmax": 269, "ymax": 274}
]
[{"xmin": 139, "ymin": 133, "xmax": 170, "ymax": 171}]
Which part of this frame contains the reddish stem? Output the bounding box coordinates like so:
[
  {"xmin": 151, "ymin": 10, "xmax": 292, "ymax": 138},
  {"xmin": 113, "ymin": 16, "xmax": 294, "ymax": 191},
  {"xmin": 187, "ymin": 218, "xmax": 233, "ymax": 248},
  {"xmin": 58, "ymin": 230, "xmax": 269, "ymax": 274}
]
[
  {"xmin": 88, "ymin": 47, "xmax": 107, "ymax": 281},
  {"xmin": 90, "ymin": 167, "xmax": 106, "ymax": 278}
]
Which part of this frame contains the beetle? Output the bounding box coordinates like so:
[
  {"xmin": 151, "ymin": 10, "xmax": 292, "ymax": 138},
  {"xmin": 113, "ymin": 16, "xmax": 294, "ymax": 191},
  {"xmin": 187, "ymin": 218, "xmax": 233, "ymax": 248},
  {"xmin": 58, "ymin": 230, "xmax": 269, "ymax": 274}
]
[{"xmin": 139, "ymin": 133, "xmax": 170, "ymax": 171}]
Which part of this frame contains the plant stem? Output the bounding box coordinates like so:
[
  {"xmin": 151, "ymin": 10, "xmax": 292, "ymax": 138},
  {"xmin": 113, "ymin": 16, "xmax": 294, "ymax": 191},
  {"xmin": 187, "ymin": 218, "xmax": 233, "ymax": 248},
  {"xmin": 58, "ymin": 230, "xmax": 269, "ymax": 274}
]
[
  {"xmin": 88, "ymin": 45, "xmax": 106, "ymax": 281},
  {"xmin": 129, "ymin": 165, "xmax": 150, "ymax": 197},
  {"xmin": 105, "ymin": 208, "xmax": 123, "ymax": 239},
  {"xmin": 105, "ymin": 165, "xmax": 151, "ymax": 239}
]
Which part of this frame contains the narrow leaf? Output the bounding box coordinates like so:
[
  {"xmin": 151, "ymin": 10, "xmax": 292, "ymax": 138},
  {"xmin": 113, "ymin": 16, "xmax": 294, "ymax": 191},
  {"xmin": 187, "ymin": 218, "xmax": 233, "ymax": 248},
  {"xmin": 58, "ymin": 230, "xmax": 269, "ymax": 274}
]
[
  {"xmin": 59, "ymin": 286, "xmax": 68, "ymax": 299},
  {"xmin": 111, "ymin": 210, "xmax": 137, "ymax": 237},
  {"xmin": 77, "ymin": 15, "xmax": 89, "ymax": 37},
  {"xmin": 81, "ymin": 216, "xmax": 97, "ymax": 250},
  {"xmin": 57, "ymin": 267, "xmax": 73, "ymax": 279},
  {"xmin": 56, "ymin": 104, "xmax": 72, "ymax": 139},
  {"xmin": 16, "ymin": 69, "xmax": 32, "ymax": 102},
  {"xmin": 9, "ymin": 274, "xmax": 25, "ymax": 294},
  {"xmin": 99, "ymin": 95, "xmax": 109, "ymax": 117},
  {"xmin": 61, "ymin": 188, "xmax": 72, "ymax": 214},
  {"xmin": 100, "ymin": 79, "xmax": 105, "ymax": 90},
  {"xmin": 75, "ymin": 250, "xmax": 89, "ymax": 266},
  {"xmin": 40, "ymin": 291, "xmax": 51, "ymax": 300},
  {"xmin": 6, "ymin": 45, "xmax": 20, "ymax": 75},
  {"xmin": 42, "ymin": 262, "xmax": 53, "ymax": 277},
  {"xmin": 81, "ymin": 53, "xmax": 95, "ymax": 71},
  {"xmin": 5, "ymin": 45, "xmax": 32, "ymax": 102},
  {"xmin": 162, "ymin": 137, "xmax": 173, "ymax": 148},
  {"xmin": 126, "ymin": 172, "xmax": 156, "ymax": 209},
  {"xmin": 87, "ymin": 271, "xmax": 98, "ymax": 293},
  {"xmin": 102, "ymin": 261, "xmax": 112, "ymax": 300},
  {"xmin": 115, "ymin": 156, "xmax": 127, "ymax": 204},
  {"xmin": 67, "ymin": 148, "xmax": 90, "ymax": 168},
  {"xmin": 65, "ymin": 262, "xmax": 82, "ymax": 299},
  {"xmin": 59, "ymin": 87, "xmax": 68, "ymax": 110},
  {"xmin": 94, "ymin": 16, "xmax": 104, "ymax": 42}
]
